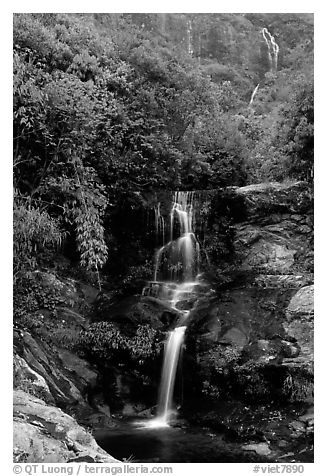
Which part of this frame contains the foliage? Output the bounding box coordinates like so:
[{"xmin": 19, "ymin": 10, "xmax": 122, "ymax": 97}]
[
  {"xmin": 13, "ymin": 13, "xmax": 314, "ymax": 285},
  {"xmin": 13, "ymin": 195, "xmax": 64, "ymax": 277},
  {"xmin": 120, "ymin": 262, "xmax": 154, "ymax": 294},
  {"xmin": 232, "ymin": 362, "xmax": 271, "ymax": 400},
  {"xmin": 239, "ymin": 72, "xmax": 313, "ymax": 183},
  {"xmin": 77, "ymin": 321, "xmax": 162, "ymax": 367},
  {"xmin": 14, "ymin": 272, "xmax": 66, "ymax": 325},
  {"xmin": 278, "ymin": 75, "xmax": 314, "ymax": 181},
  {"xmin": 282, "ymin": 370, "xmax": 314, "ymax": 402}
]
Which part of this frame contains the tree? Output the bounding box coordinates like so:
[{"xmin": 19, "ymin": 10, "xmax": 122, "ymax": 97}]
[{"xmin": 278, "ymin": 75, "xmax": 313, "ymax": 181}]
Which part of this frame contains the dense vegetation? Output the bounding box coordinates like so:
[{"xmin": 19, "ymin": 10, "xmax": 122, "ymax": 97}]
[{"xmin": 13, "ymin": 13, "xmax": 313, "ymax": 288}]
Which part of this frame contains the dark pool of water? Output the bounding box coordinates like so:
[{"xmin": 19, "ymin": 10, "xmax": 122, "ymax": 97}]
[{"xmin": 95, "ymin": 420, "xmax": 265, "ymax": 463}]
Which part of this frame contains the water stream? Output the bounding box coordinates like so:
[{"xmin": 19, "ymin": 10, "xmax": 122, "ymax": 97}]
[
  {"xmin": 140, "ymin": 191, "xmax": 203, "ymax": 427},
  {"xmin": 262, "ymin": 27, "xmax": 279, "ymax": 72},
  {"xmin": 249, "ymin": 83, "xmax": 260, "ymax": 106}
]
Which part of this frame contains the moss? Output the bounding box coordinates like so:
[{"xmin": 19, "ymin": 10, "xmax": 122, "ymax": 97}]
[{"xmin": 51, "ymin": 328, "xmax": 81, "ymax": 351}]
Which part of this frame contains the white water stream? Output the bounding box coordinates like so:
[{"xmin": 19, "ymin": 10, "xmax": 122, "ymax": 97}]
[
  {"xmin": 139, "ymin": 192, "xmax": 202, "ymax": 427},
  {"xmin": 262, "ymin": 28, "xmax": 279, "ymax": 72}
]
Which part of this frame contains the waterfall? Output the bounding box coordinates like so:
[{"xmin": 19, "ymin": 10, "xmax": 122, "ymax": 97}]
[
  {"xmin": 261, "ymin": 28, "xmax": 279, "ymax": 72},
  {"xmin": 139, "ymin": 191, "xmax": 203, "ymax": 428},
  {"xmin": 249, "ymin": 83, "xmax": 260, "ymax": 106},
  {"xmin": 154, "ymin": 203, "xmax": 165, "ymax": 246},
  {"xmin": 156, "ymin": 326, "xmax": 186, "ymax": 425},
  {"xmin": 159, "ymin": 13, "xmax": 167, "ymax": 33},
  {"xmin": 187, "ymin": 19, "xmax": 193, "ymax": 56}
]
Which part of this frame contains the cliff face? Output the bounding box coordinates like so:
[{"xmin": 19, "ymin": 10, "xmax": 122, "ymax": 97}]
[
  {"xmin": 188, "ymin": 181, "xmax": 313, "ymax": 389},
  {"xmin": 232, "ymin": 181, "xmax": 313, "ymax": 372},
  {"xmin": 182, "ymin": 181, "xmax": 313, "ymax": 460},
  {"xmin": 13, "ymin": 272, "xmax": 117, "ymax": 463}
]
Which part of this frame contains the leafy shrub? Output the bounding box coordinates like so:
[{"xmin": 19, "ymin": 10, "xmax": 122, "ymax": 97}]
[
  {"xmin": 13, "ymin": 196, "xmax": 64, "ymax": 277},
  {"xmin": 120, "ymin": 262, "xmax": 153, "ymax": 294},
  {"xmin": 77, "ymin": 321, "xmax": 162, "ymax": 367},
  {"xmin": 13, "ymin": 272, "xmax": 64, "ymax": 330}
]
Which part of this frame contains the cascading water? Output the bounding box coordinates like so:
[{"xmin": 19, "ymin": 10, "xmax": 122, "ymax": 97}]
[
  {"xmin": 249, "ymin": 83, "xmax": 260, "ymax": 106},
  {"xmin": 261, "ymin": 27, "xmax": 279, "ymax": 73},
  {"xmin": 154, "ymin": 203, "xmax": 165, "ymax": 247},
  {"xmin": 139, "ymin": 191, "xmax": 203, "ymax": 428},
  {"xmin": 154, "ymin": 325, "xmax": 186, "ymax": 427},
  {"xmin": 249, "ymin": 28, "xmax": 279, "ymax": 108},
  {"xmin": 187, "ymin": 19, "xmax": 194, "ymax": 56}
]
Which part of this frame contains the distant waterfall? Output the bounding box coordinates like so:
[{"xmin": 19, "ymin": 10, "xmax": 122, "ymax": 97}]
[
  {"xmin": 261, "ymin": 28, "xmax": 279, "ymax": 72},
  {"xmin": 249, "ymin": 83, "xmax": 260, "ymax": 106},
  {"xmin": 159, "ymin": 13, "xmax": 167, "ymax": 33},
  {"xmin": 187, "ymin": 19, "xmax": 193, "ymax": 56},
  {"xmin": 139, "ymin": 191, "xmax": 204, "ymax": 428}
]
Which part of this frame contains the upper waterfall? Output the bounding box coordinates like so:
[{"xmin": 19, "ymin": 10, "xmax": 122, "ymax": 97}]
[
  {"xmin": 261, "ymin": 27, "xmax": 279, "ymax": 73},
  {"xmin": 151, "ymin": 191, "xmax": 201, "ymax": 284},
  {"xmin": 187, "ymin": 19, "xmax": 194, "ymax": 56}
]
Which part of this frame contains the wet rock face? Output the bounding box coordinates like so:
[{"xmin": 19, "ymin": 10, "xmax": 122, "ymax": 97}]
[
  {"xmin": 185, "ymin": 182, "xmax": 313, "ymax": 405},
  {"xmin": 233, "ymin": 182, "xmax": 313, "ymax": 276},
  {"xmin": 189, "ymin": 286, "xmax": 292, "ymax": 351},
  {"xmin": 238, "ymin": 236, "xmax": 296, "ymax": 272},
  {"xmin": 286, "ymin": 285, "xmax": 314, "ymax": 320},
  {"xmin": 93, "ymin": 294, "xmax": 170, "ymax": 329}
]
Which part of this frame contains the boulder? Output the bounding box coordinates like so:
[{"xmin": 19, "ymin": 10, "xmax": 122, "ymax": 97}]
[
  {"xmin": 284, "ymin": 285, "xmax": 314, "ymax": 362},
  {"xmin": 94, "ymin": 294, "xmax": 167, "ymax": 328},
  {"xmin": 13, "ymin": 390, "xmax": 118, "ymax": 463},
  {"xmin": 242, "ymin": 339, "xmax": 282, "ymax": 364},
  {"xmin": 218, "ymin": 327, "xmax": 248, "ymax": 349},
  {"xmin": 13, "ymin": 354, "xmax": 54, "ymax": 404},
  {"xmin": 286, "ymin": 285, "xmax": 314, "ymax": 320},
  {"xmin": 242, "ymin": 442, "xmax": 272, "ymax": 456},
  {"xmin": 15, "ymin": 332, "xmax": 85, "ymax": 406}
]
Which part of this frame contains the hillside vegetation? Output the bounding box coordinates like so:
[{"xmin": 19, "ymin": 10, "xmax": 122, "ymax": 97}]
[{"xmin": 13, "ymin": 12, "xmax": 313, "ymax": 295}]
